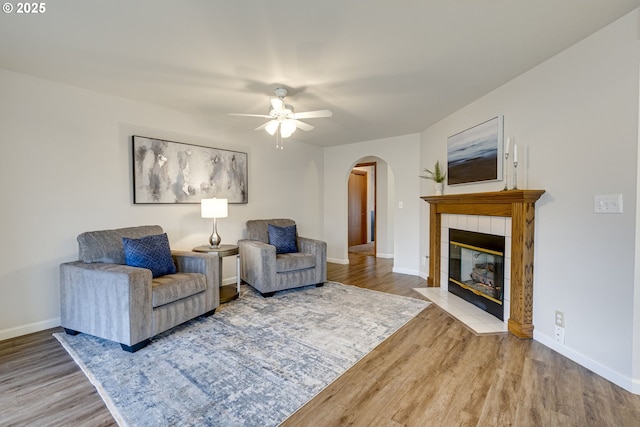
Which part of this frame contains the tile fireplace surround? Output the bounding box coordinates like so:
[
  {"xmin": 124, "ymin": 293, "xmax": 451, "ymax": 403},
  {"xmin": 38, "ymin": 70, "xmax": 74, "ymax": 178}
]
[{"xmin": 422, "ymin": 190, "xmax": 545, "ymax": 338}]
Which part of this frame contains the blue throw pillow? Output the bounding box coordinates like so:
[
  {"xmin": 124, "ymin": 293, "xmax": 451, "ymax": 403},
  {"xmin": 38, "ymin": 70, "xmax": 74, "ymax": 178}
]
[
  {"xmin": 122, "ymin": 233, "xmax": 177, "ymax": 278},
  {"xmin": 268, "ymin": 224, "xmax": 298, "ymax": 254}
]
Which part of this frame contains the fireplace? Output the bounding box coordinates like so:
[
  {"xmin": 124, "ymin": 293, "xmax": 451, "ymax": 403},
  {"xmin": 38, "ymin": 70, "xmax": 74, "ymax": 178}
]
[
  {"xmin": 421, "ymin": 190, "xmax": 545, "ymax": 338},
  {"xmin": 448, "ymin": 229, "xmax": 505, "ymax": 320}
]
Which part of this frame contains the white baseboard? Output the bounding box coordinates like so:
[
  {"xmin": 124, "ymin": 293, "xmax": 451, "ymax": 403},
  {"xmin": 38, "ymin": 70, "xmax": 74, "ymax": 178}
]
[
  {"xmin": 327, "ymin": 258, "xmax": 349, "ymax": 265},
  {"xmin": 0, "ymin": 317, "xmax": 61, "ymax": 341},
  {"xmin": 418, "ymin": 271, "xmax": 429, "ymax": 280},
  {"xmin": 376, "ymin": 253, "xmax": 394, "ymax": 259},
  {"xmin": 534, "ymin": 331, "xmax": 640, "ymax": 395},
  {"xmin": 392, "ymin": 267, "xmax": 420, "ymax": 276},
  {"xmin": 222, "ymin": 276, "xmax": 239, "ymax": 286}
]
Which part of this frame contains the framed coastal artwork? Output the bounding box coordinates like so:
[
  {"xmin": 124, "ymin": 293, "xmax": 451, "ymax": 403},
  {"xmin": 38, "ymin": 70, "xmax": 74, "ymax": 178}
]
[
  {"xmin": 132, "ymin": 136, "xmax": 248, "ymax": 204},
  {"xmin": 447, "ymin": 116, "xmax": 503, "ymax": 185}
]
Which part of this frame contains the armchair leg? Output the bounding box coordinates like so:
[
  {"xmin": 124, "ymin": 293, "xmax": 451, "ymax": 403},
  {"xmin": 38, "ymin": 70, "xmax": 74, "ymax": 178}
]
[
  {"xmin": 315, "ymin": 283, "xmax": 325, "ymax": 287},
  {"xmin": 261, "ymin": 291, "xmax": 276, "ymax": 298},
  {"xmin": 202, "ymin": 308, "xmax": 216, "ymax": 317},
  {"xmin": 63, "ymin": 328, "xmax": 80, "ymax": 335},
  {"xmin": 121, "ymin": 339, "xmax": 150, "ymax": 353}
]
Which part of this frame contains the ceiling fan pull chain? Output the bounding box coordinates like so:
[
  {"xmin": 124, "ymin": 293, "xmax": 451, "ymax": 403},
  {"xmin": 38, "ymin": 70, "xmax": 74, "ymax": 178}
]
[
  {"xmin": 279, "ymin": 126, "xmax": 285, "ymax": 150},
  {"xmin": 276, "ymin": 126, "xmax": 281, "ymax": 149}
]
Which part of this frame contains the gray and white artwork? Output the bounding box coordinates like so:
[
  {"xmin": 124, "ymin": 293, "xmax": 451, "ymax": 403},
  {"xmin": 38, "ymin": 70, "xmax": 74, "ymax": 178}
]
[{"xmin": 133, "ymin": 136, "xmax": 248, "ymax": 204}]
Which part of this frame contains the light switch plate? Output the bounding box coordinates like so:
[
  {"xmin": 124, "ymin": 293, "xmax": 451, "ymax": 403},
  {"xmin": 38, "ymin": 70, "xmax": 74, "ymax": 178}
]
[{"xmin": 594, "ymin": 194, "xmax": 623, "ymax": 214}]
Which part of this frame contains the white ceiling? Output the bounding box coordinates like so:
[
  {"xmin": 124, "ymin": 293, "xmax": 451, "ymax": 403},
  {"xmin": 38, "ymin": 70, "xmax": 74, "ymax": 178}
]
[{"xmin": 1, "ymin": 0, "xmax": 638, "ymax": 147}]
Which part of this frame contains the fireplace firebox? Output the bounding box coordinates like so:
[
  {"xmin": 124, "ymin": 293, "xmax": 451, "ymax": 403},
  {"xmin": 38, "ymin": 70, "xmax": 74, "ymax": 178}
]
[{"xmin": 448, "ymin": 229, "xmax": 505, "ymax": 320}]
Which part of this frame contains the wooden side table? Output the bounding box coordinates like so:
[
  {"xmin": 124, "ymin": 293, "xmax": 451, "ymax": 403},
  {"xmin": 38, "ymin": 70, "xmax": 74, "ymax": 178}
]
[{"xmin": 192, "ymin": 244, "xmax": 240, "ymax": 303}]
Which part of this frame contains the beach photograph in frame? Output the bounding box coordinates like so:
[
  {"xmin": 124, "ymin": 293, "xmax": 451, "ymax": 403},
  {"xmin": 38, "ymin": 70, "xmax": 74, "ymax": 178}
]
[
  {"xmin": 447, "ymin": 116, "xmax": 503, "ymax": 185},
  {"xmin": 132, "ymin": 136, "xmax": 248, "ymax": 204}
]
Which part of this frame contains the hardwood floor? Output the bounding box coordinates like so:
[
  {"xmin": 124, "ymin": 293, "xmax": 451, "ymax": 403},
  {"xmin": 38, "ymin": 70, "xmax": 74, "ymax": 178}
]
[
  {"xmin": 0, "ymin": 325, "xmax": 116, "ymax": 426},
  {"xmin": 2, "ymin": 253, "xmax": 640, "ymax": 426}
]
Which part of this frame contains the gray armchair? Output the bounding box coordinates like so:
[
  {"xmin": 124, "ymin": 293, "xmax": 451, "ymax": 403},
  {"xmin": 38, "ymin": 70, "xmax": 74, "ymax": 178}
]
[
  {"xmin": 59, "ymin": 225, "xmax": 219, "ymax": 352},
  {"xmin": 238, "ymin": 219, "xmax": 327, "ymax": 297}
]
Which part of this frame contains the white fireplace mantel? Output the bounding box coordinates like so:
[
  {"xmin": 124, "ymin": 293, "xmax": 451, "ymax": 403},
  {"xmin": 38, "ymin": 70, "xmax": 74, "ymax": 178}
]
[{"xmin": 421, "ymin": 190, "xmax": 545, "ymax": 338}]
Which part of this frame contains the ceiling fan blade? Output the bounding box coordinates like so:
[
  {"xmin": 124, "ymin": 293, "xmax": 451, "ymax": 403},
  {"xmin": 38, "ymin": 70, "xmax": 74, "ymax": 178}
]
[
  {"xmin": 229, "ymin": 113, "xmax": 272, "ymax": 118},
  {"xmin": 270, "ymin": 98, "xmax": 285, "ymax": 111},
  {"xmin": 291, "ymin": 120, "xmax": 314, "ymax": 131},
  {"xmin": 292, "ymin": 109, "xmax": 333, "ymax": 119}
]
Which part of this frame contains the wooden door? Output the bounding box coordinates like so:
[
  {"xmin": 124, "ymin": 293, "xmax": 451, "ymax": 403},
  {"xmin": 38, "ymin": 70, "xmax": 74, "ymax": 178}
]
[{"xmin": 348, "ymin": 170, "xmax": 367, "ymax": 247}]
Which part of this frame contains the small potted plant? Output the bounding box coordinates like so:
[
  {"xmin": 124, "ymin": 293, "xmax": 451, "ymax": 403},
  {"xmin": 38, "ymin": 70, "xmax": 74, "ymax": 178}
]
[{"xmin": 420, "ymin": 160, "xmax": 446, "ymax": 195}]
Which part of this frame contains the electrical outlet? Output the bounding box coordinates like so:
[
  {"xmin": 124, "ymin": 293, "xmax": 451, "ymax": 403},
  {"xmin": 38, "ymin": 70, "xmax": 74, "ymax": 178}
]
[
  {"xmin": 594, "ymin": 194, "xmax": 623, "ymax": 213},
  {"xmin": 554, "ymin": 325, "xmax": 565, "ymax": 344},
  {"xmin": 555, "ymin": 310, "xmax": 565, "ymax": 327}
]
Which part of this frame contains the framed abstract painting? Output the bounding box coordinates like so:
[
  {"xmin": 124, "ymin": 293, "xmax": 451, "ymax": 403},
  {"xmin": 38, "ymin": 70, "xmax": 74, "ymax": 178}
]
[
  {"xmin": 447, "ymin": 116, "xmax": 503, "ymax": 185},
  {"xmin": 132, "ymin": 136, "xmax": 248, "ymax": 204}
]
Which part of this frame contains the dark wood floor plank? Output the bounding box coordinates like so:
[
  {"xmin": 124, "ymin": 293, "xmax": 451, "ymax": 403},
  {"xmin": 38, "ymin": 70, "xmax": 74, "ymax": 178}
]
[{"xmin": 1, "ymin": 253, "xmax": 640, "ymax": 426}]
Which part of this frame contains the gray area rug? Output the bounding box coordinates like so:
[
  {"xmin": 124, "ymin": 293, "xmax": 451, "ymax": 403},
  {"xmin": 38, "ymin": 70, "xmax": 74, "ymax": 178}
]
[{"xmin": 55, "ymin": 281, "xmax": 429, "ymax": 427}]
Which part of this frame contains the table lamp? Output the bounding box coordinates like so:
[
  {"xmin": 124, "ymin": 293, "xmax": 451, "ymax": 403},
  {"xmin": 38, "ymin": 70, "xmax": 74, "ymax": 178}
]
[{"xmin": 201, "ymin": 197, "xmax": 228, "ymax": 248}]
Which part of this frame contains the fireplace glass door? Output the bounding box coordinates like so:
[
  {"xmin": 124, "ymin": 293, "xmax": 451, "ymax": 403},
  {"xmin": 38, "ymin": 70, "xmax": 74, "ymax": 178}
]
[{"xmin": 449, "ymin": 229, "xmax": 505, "ymax": 320}]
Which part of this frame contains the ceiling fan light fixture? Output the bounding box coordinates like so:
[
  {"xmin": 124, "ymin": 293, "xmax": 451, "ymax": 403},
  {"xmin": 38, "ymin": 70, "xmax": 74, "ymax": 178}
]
[
  {"xmin": 265, "ymin": 120, "xmax": 279, "ymax": 136},
  {"xmin": 280, "ymin": 120, "xmax": 296, "ymax": 138},
  {"xmin": 230, "ymin": 87, "xmax": 331, "ymax": 149}
]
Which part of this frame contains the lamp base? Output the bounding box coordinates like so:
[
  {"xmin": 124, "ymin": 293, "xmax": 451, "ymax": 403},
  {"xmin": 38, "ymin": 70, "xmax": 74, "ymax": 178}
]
[
  {"xmin": 208, "ymin": 235, "xmax": 222, "ymax": 249},
  {"xmin": 209, "ymin": 218, "xmax": 222, "ymax": 248}
]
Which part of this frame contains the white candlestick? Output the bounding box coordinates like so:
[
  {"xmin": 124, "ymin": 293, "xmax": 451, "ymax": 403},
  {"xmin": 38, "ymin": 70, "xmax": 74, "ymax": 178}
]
[
  {"xmin": 514, "ymin": 144, "xmax": 518, "ymax": 163},
  {"xmin": 505, "ymin": 137, "xmax": 511, "ymax": 156}
]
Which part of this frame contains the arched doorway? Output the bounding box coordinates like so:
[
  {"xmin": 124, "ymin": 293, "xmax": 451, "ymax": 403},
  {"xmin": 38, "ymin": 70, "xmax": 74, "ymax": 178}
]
[
  {"xmin": 348, "ymin": 162, "xmax": 376, "ymax": 256},
  {"xmin": 346, "ymin": 156, "xmax": 394, "ymax": 260}
]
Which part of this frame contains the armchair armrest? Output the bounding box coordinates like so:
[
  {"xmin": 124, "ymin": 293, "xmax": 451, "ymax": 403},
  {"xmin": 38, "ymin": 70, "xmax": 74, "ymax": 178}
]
[
  {"xmin": 297, "ymin": 236, "xmax": 327, "ymax": 284},
  {"xmin": 59, "ymin": 261, "xmax": 152, "ymax": 346},
  {"xmin": 297, "ymin": 236, "xmax": 325, "ymax": 254},
  {"xmin": 238, "ymin": 239, "xmax": 277, "ymax": 288},
  {"xmin": 171, "ymin": 250, "xmax": 220, "ymax": 310}
]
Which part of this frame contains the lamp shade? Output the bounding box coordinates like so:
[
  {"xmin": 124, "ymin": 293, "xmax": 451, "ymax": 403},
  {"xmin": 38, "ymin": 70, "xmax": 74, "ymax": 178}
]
[{"xmin": 201, "ymin": 198, "xmax": 228, "ymax": 218}]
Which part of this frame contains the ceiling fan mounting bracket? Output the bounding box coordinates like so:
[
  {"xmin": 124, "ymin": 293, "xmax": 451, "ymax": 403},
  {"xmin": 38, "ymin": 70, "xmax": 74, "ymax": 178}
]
[{"xmin": 274, "ymin": 87, "xmax": 288, "ymax": 98}]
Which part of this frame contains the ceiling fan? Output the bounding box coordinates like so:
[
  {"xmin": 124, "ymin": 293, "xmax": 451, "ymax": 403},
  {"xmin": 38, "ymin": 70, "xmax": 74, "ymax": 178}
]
[{"xmin": 229, "ymin": 88, "xmax": 332, "ymax": 149}]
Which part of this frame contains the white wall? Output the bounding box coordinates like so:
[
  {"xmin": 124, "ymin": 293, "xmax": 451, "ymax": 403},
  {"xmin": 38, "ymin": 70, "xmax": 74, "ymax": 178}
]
[
  {"xmin": 378, "ymin": 161, "xmax": 395, "ymax": 258},
  {"xmin": 420, "ymin": 10, "xmax": 640, "ymax": 393},
  {"xmin": 0, "ymin": 69, "xmax": 324, "ymax": 340},
  {"xmin": 634, "ymin": 47, "xmax": 640, "ymax": 393},
  {"xmin": 324, "ymin": 134, "xmax": 421, "ymax": 274}
]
